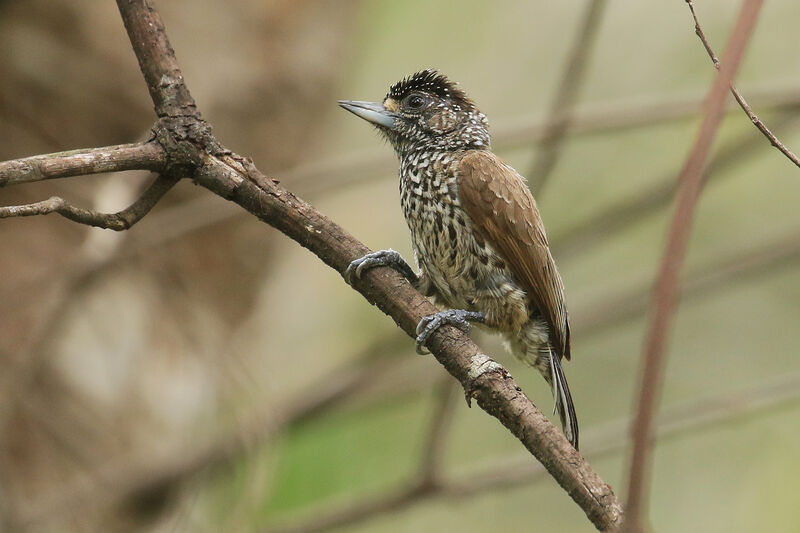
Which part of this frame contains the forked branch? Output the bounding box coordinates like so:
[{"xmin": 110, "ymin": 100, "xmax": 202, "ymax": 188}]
[{"xmin": 0, "ymin": 173, "xmax": 177, "ymax": 230}]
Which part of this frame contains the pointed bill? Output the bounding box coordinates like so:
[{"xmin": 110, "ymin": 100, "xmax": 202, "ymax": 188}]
[{"xmin": 338, "ymin": 100, "xmax": 395, "ymax": 129}]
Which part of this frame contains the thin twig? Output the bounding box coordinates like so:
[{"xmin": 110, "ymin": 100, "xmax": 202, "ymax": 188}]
[
  {"xmin": 686, "ymin": 0, "xmax": 800, "ymax": 169},
  {"xmin": 528, "ymin": 0, "xmax": 608, "ymax": 195},
  {"xmin": 0, "ymin": 174, "xmax": 178, "ymax": 230},
  {"xmin": 624, "ymin": 2, "xmax": 763, "ymax": 531}
]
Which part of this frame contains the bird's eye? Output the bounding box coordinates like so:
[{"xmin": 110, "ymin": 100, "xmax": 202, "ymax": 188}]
[{"xmin": 405, "ymin": 95, "xmax": 426, "ymax": 110}]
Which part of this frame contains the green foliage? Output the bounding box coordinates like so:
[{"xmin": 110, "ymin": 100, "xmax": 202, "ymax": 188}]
[{"xmin": 263, "ymin": 394, "xmax": 428, "ymax": 520}]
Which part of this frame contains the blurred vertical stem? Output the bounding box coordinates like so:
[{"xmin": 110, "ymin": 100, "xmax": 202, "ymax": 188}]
[
  {"xmin": 528, "ymin": 0, "xmax": 608, "ymax": 196},
  {"xmin": 622, "ymin": 1, "xmax": 764, "ymax": 531}
]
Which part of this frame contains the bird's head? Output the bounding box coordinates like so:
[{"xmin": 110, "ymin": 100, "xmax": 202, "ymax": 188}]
[{"xmin": 339, "ymin": 69, "xmax": 489, "ymax": 156}]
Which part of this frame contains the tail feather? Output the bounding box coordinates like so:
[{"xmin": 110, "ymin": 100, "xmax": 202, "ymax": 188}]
[{"xmin": 549, "ymin": 350, "xmax": 579, "ymax": 450}]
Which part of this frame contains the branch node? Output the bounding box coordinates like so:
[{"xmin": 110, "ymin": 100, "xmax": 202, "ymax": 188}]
[
  {"xmin": 151, "ymin": 116, "xmax": 223, "ymax": 179},
  {"xmin": 464, "ymin": 353, "xmax": 507, "ymax": 407}
]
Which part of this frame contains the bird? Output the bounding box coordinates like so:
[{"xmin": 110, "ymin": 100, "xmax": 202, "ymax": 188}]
[{"xmin": 338, "ymin": 69, "xmax": 578, "ymax": 449}]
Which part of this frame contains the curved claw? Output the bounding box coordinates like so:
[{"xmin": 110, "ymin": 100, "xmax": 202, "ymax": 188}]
[
  {"xmin": 343, "ymin": 249, "xmax": 416, "ymax": 285},
  {"xmin": 414, "ymin": 316, "xmax": 435, "ymax": 354},
  {"xmin": 414, "ymin": 309, "xmax": 486, "ymax": 355}
]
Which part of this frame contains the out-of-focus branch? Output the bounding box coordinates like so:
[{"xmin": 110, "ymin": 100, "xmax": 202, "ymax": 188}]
[
  {"xmin": 573, "ymin": 225, "xmax": 800, "ymax": 336},
  {"xmin": 551, "ymin": 111, "xmax": 800, "ymax": 261},
  {"xmin": 0, "ymin": 174, "xmax": 178, "ymax": 229},
  {"xmin": 528, "ymin": 0, "xmax": 607, "ymax": 195},
  {"xmin": 19, "ymin": 344, "xmax": 401, "ymax": 529},
  {"xmin": 624, "ymin": 2, "xmax": 763, "ymax": 531},
  {"xmin": 262, "ymin": 373, "xmax": 800, "ymax": 533},
  {"xmin": 242, "ymin": 380, "xmax": 460, "ymax": 533},
  {"xmin": 0, "ymin": 172, "xmax": 178, "ymax": 439},
  {"xmin": 417, "ymin": 380, "xmax": 458, "ymax": 488},
  {"xmin": 435, "ymin": 372, "xmax": 800, "ymax": 500},
  {"xmin": 0, "ymin": 142, "xmax": 165, "ymax": 187},
  {"xmin": 686, "ymin": 0, "xmax": 800, "ymax": 169}
]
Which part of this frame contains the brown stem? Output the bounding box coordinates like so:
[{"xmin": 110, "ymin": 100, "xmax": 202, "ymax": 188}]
[
  {"xmin": 0, "ymin": 142, "xmax": 165, "ymax": 187},
  {"xmin": 623, "ymin": 1, "xmax": 764, "ymax": 531},
  {"xmin": 115, "ymin": 0, "xmax": 197, "ymax": 118},
  {"xmin": 528, "ymin": 0, "xmax": 608, "ymax": 195},
  {"xmin": 417, "ymin": 380, "xmax": 459, "ymax": 488}
]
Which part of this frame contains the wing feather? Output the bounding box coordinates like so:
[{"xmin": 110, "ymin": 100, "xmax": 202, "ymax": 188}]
[{"xmin": 458, "ymin": 150, "xmax": 571, "ymax": 359}]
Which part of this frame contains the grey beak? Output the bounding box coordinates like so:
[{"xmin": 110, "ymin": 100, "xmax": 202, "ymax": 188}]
[{"xmin": 338, "ymin": 100, "xmax": 395, "ymax": 129}]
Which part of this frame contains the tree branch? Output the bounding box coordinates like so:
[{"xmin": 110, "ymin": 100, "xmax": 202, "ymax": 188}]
[
  {"xmin": 115, "ymin": 0, "xmax": 197, "ymax": 118},
  {"xmin": 623, "ymin": 2, "xmax": 763, "ymax": 530},
  {"xmin": 528, "ymin": 0, "xmax": 607, "ymax": 195},
  {"xmin": 0, "ymin": 142, "xmax": 165, "ymax": 187},
  {"xmin": 686, "ymin": 0, "xmax": 800, "ymax": 169},
  {"xmin": 195, "ymin": 153, "xmax": 624, "ymax": 529},
  {"xmin": 417, "ymin": 380, "xmax": 459, "ymax": 489},
  {"xmin": 0, "ymin": 174, "xmax": 178, "ymax": 230}
]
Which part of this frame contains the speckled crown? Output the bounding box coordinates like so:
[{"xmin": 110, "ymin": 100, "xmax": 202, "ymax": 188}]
[{"xmin": 387, "ymin": 69, "xmax": 474, "ymax": 109}]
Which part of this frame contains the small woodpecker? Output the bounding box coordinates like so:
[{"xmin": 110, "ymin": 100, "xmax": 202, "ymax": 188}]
[{"xmin": 339, "ymin": 69, "xmax": 578, "ymax": 449}]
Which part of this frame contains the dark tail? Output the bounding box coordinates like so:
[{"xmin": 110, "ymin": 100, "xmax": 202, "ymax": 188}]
[{"xmin": 549, "ymin": 350, "xmax": 579, "ymax": 450}]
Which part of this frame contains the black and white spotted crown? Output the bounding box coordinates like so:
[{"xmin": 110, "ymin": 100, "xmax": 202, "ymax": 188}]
[{"xmin": 387, "ymin": 69, "xmax": 474, "ymax": 109}]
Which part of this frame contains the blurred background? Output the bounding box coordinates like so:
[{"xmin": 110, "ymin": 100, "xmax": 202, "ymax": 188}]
[{"xmin": 1, "ymin": 1, "xmax": 800, "ymax": 532}]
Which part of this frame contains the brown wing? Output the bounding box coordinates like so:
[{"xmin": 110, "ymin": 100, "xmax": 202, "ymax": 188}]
[{"xmin": 458, "ymin": 150, "xmax": 571, "ymax": 359}]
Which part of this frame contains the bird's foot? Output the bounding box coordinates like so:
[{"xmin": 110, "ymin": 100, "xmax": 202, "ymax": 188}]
[
  {"xmin": 415, "ymin": 309, "xmax": 486, "ymax": 355},
  {"xmin": 344, "ymin": 249, "xmax": 417, "ymax": 285}
]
